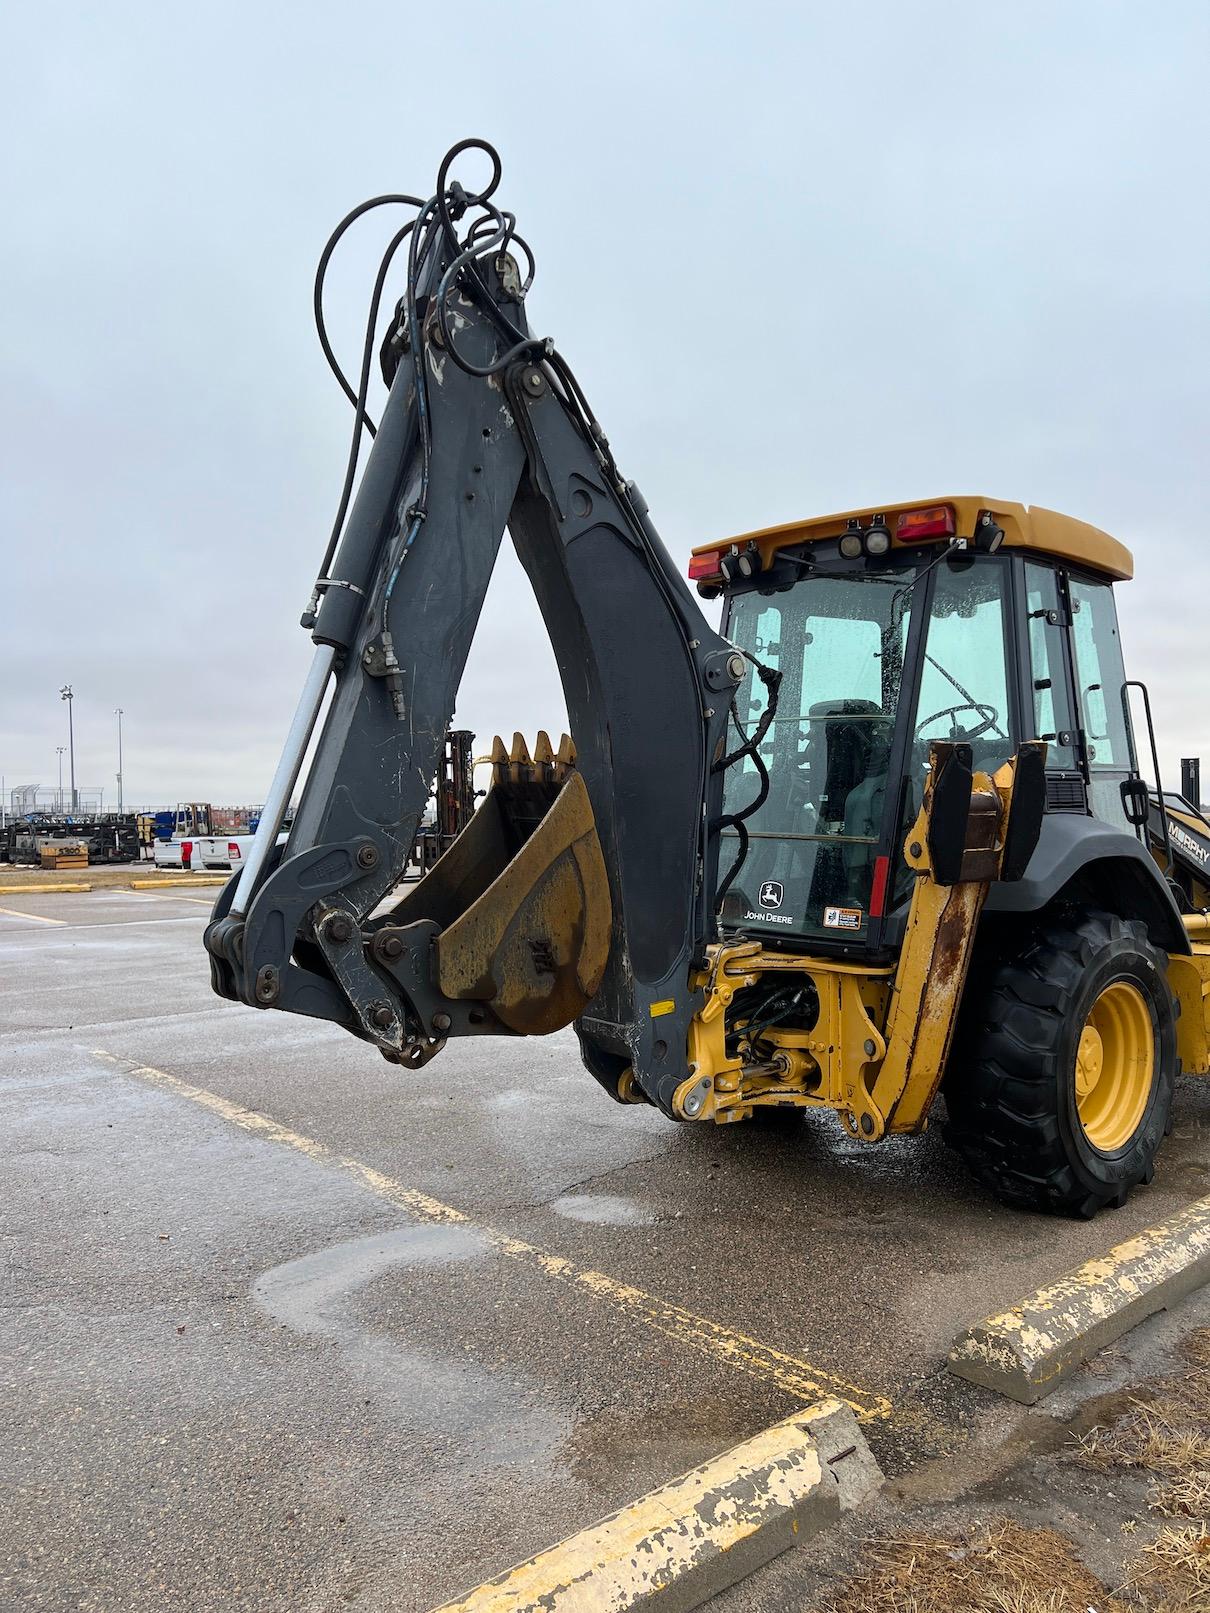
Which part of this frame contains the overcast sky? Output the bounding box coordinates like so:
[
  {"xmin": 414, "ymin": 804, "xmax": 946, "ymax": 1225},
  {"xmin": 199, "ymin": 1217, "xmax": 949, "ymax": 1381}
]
[{"xmin": 2, "ymin": 2, "xmax": 1207, "ymax": 811}]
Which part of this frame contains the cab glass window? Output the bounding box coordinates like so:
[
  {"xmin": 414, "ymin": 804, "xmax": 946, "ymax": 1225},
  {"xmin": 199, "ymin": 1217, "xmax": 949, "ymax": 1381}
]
[
  {"xmin": 911, "ymin": 558, "xmax": 1013, "ymax": 777},
  {"xmin": 722, "ymin": 569, "xmax": 918, "ymax": 941},
  {"xmin": 892, "ymin": 557, "xmax": 1014, "ymax": 907},
  {"xmin": 1069, "ymin": 576, "xmax": 1135, "ymax": 830},
  {"xmin": 1069, "ymin": 578, "xmax": 1133, "ymax": 770}
]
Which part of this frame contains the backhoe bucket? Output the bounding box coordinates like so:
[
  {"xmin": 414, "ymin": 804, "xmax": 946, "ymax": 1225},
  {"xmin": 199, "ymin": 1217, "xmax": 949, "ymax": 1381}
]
[{"xmin": 386, "ymin": 733, "xmax": 612, "ymax": 1035}]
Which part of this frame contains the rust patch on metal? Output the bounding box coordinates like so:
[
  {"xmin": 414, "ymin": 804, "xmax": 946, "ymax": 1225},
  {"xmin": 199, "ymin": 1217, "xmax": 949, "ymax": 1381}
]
[{"xmin": 933, "ymin": 896, "xmax": 969, "ymax": 987}]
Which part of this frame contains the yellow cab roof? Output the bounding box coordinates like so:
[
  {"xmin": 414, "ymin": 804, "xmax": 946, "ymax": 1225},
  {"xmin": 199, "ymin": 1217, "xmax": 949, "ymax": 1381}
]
[{"xmin": 692, "ymin": 496, "xmax": 1133, "ymax": 582}]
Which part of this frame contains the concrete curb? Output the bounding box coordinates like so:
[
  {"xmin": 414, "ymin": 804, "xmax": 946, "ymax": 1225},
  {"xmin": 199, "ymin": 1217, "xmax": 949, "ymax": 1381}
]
[
  {"xmin": 0, "ymin": 882, "xmax": 92, "ymax": 894},
  {"xmin": 0, "ymin": 875, "xmax": 228, "ymax": 894},
  {"xmin": 948, "ymin": 1193, "xmax": 1210, "ymax": 1404},
  {"xmin": 130, "ymin": 878, "xmax": 228, "ymax": 889},
  {"xmin": 427, "ymin": 1397, "xmax": 881, "ymax": 1613}
]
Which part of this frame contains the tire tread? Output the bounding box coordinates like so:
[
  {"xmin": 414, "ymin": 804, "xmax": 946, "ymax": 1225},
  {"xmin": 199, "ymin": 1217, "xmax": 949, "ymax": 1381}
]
[{"xmin": 945, "ymin": 906, "xmax": 1173, "ymax": 1216}]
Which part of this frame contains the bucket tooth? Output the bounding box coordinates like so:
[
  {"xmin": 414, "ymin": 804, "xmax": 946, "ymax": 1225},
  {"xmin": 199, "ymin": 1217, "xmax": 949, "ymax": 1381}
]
[
  {"xmin": 509, "ymin": 732, "xmax": 533, "ymax": 785},
  {"xmin": 490, "ymin": 734, "xmax": 509, "ymax": 786},
  {"xmin": 489, "ymin": 730, "xmax": 577, "ymax": 789}
]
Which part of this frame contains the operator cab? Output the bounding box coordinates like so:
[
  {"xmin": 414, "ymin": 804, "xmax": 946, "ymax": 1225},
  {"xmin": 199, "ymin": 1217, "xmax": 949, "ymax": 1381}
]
[{"xmin": 690, "ymin": 497, "xmax": 1139, "ymax": 956}]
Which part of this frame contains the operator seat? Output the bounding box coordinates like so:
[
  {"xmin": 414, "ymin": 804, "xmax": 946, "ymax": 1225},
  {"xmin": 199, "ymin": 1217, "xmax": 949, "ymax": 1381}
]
[
  {"xmin": 808, "ymin": 699, "xmax": 886, "ymax": 827},
  {"xmin": 806, "ymin": 700, "xmax": 889, "ymax": 912}
]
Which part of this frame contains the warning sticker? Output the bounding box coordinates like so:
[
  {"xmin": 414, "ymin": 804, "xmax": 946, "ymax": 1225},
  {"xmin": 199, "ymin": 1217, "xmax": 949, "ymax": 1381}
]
[{"xmin": 823, "ymin": 905, "xmax": 864, "ymax": 931}]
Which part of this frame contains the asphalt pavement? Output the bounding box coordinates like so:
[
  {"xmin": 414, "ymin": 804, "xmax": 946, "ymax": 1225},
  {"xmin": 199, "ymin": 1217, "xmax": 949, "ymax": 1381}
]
[{"xmin": 3, "ymin": 886, "xmax": 1209, "ymax": 1610}]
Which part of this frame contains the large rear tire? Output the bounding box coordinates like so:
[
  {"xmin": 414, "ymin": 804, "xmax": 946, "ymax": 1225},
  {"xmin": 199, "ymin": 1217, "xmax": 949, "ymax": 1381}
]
[{"xmin": 944, "ymin": 907, "xmax": 1175, "ymax": 1217}]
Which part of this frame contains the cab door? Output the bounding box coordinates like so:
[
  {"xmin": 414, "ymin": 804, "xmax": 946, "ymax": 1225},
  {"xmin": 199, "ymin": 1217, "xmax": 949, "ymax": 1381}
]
[{"xmin": 1066, "ymin": 573, "xmax": 1139, "ymax": 832}]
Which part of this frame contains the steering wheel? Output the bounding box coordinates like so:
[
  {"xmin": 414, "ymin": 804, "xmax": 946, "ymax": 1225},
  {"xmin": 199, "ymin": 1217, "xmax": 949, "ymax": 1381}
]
[{"xmin": 914, "ymin": 702, "xmax": 1002, "ymax": 743}]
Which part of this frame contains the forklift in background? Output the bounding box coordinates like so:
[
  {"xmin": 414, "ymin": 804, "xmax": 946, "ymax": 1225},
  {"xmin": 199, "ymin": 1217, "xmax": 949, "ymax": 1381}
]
[{"xmin": 416, "ymin": 729, "xmax": 479, "ymax": 874}]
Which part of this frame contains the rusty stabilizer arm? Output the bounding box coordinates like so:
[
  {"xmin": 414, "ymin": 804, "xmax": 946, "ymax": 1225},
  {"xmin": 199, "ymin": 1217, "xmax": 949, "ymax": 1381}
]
[{"xmin": 205, "ymin": 139, "xmax": 743, "ymax": 1113}]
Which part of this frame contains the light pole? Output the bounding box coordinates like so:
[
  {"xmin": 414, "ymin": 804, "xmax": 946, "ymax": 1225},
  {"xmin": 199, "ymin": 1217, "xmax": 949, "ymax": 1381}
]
[
  {"xmin": 115, "ymin": 708, "xmax": 124, "ymax": 814},
  {"xmin": 60, "ymin": 685, "xmax": 77, "ymax": 813},
  {"xmin": 56, "ymin": 747, "xmax": 66, "ymax": 813}
]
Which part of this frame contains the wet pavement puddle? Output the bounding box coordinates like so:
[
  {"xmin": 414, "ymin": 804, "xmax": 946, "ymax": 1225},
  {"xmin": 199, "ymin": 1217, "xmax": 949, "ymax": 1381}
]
[
  {"xmin": 92, "ymin": 1047, "xmax": 893, "ymax": 1421},
  {"xmin": 550, "ymin": 1193, "xmax": 655, "ymax": 1227},
  {"xmin": 254, "ymin": 1224, "xmax": 570, "ymax": 1469}
]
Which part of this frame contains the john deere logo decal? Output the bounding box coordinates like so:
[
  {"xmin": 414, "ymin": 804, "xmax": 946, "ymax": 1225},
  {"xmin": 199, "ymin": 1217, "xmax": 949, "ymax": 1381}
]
[{"xmin": 758, "ymin": 880, "xmax": 783, "ymax": 910}]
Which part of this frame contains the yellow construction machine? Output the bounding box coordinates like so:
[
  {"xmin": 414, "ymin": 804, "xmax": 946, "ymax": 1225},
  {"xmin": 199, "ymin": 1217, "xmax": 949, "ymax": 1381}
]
[{"xmin": 206, "ymin": 141, "xmax": 1210, "ymax": 1218}]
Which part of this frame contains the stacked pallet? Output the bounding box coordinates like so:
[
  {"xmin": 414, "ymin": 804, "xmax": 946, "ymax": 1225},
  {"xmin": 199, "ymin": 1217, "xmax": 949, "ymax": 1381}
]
[{"xmin": 40, "ymin": 844, "xmax": 88, "ymax": 870}]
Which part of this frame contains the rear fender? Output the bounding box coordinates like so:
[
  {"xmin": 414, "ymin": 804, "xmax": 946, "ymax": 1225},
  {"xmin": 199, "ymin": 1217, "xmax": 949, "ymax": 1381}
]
[{"xmin": 983, "ymin": 813, "xmax": 1188, "ymax": 954}]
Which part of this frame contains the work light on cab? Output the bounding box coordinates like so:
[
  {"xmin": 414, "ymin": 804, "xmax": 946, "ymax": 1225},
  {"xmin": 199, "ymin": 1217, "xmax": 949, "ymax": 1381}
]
[
  {"xmin": 736, "ymin": 542, "xmax": 761, "ymax": 578},
  {"xmin": 976, "ymin": 511, "xmax": 1005, "ymax": 552},
  {"xmin": 839, "ymin": 518, "xmax": 864, "ymax": 559},
  {"xmin": 865, "ymin": 515, "xmax": 891, "ymax": 555}
]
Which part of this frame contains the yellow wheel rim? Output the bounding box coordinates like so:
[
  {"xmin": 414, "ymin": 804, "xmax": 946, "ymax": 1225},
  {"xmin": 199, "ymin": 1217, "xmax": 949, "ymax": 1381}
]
[{"xmin": 1075, "ymin": 980, "xmax": 1154, "ymax": 1152}]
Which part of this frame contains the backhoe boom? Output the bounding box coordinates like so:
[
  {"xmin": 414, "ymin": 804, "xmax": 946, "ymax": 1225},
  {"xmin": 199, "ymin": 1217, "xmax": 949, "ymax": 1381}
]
[{"xmin": 205, "ymin": 143, "xmax": 741, "ymax": 1113}]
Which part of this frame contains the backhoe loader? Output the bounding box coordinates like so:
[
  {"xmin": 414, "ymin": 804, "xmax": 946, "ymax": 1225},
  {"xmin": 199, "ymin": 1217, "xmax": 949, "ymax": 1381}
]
[{"xmin": 206, "ymin": 139, "xmax": 1210, "ymax": 1218}]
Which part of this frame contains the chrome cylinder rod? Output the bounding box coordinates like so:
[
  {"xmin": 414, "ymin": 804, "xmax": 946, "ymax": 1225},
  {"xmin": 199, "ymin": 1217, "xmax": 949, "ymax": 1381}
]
[{"xmin": 229, "ymin": 644, "xmax": 336, "ymax": 916}]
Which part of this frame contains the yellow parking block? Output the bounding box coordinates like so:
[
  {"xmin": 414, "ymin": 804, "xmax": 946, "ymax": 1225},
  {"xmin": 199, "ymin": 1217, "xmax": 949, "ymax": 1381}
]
[
  {"xmin": 949, "ymin": 1192, "xmax": 1210, "ymax": 1403},
  {"xmin": 129, "ymin": 877, "xmax": 228, "ymax": 889},
  {"xmin": 429, "ymin": 1398, "xmax": 880, "ymax": 1612},
  {"xmin": 0, "ymin": 882, "xmax": 92, "ymax": 894}
]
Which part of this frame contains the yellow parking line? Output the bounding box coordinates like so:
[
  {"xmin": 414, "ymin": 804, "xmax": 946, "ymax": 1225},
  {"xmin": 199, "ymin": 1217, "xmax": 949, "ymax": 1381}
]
[
  {"xmin": 92, "ymin": 1049, "xmax": 890, "ymax": 1421},
  {"xmin": 0, "ymin": 905, "xmax": 66, "ymax": 925}
]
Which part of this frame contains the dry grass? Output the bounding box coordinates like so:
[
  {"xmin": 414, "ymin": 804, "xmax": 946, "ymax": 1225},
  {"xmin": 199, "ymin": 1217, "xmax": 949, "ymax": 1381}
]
[
  {"xmin": 808, "ymin": 1519, "xmax": 1127, "ymax": 1613},
  {"xmin": 816, "ymin": 1333, "xmax": 1210, "ymax": 1613},
  {"xmin": 0, "ymin": 863, "xmax": 143, "ymax": 889},
  {"xmin": 1076, "ymin": 1329, "xmax": 1210, "ymax": 1521},
  {"xmin": 0, "ymin": 864, "xmax": 226, "ymax": 891},
  {"xmin": 1122, "ymin": 1523, "xmax": 1210, "ymax": 1611}
]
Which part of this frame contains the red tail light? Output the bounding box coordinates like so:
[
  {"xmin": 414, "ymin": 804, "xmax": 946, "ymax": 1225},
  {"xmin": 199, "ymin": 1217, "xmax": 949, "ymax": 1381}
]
[
  {"xmin": 688, "ymin": 548, "xmax": 726, "ymax": 580},
  {"xmin": 228, "ymin": 842, "xmax": 241, "ymax": 859},
  {"xmin": 895, "ymin": 504, "xmax": 955, "ymax": 542}
]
